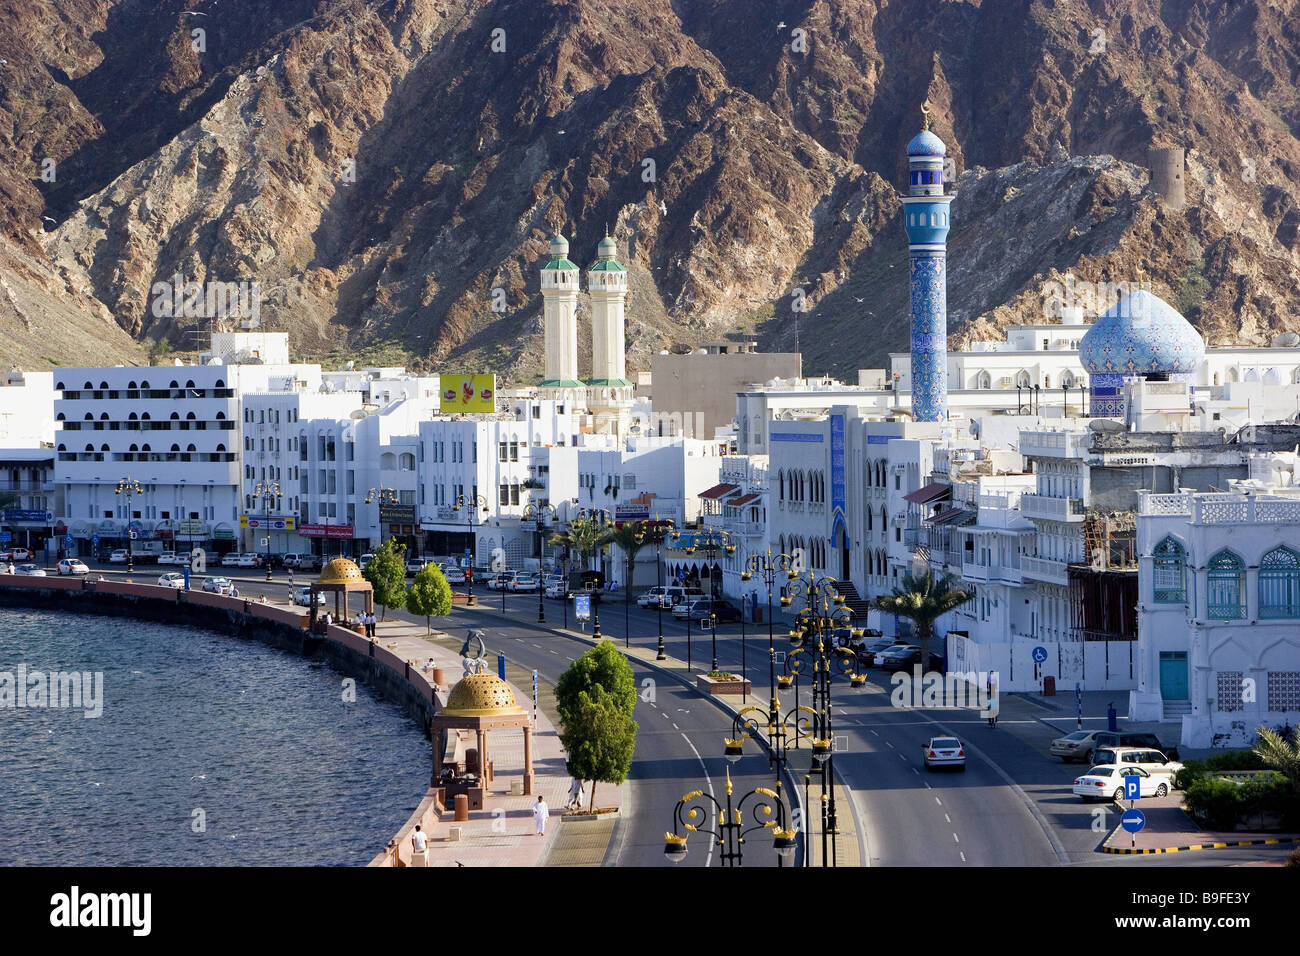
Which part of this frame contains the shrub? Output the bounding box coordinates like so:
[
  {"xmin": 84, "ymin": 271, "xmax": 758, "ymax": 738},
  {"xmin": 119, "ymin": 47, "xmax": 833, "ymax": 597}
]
[{"xmin": 1183, "ymin": 777, "xmax": 1244, "ymax": 831}]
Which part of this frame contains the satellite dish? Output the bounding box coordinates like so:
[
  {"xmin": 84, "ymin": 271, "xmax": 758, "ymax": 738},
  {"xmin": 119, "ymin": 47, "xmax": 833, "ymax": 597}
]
[
  {"xmin": 1271, "ymin": 331, "xmax": 1300, "ymax": 348},
  {"xmin": 1089, "ymin": 419, "xmax": 1125, "ymax": 434}
]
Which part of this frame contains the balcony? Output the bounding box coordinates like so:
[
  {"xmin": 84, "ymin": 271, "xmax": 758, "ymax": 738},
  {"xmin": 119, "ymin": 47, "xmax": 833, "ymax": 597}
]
[
  {"xmin": 1021, "ymin": 555, "xmax": 1070, "ymax": 586},
  {"xmin": 961, "ymin": 559, "xmax": 1023, "ymax": 586},
  {"xmin": 1019, "ymin": 494, "xmax": 1086, "ymax": 522},
  {"xmin": 1018, "ymin": 430, "xmax": 1088, "ymax": 459}
]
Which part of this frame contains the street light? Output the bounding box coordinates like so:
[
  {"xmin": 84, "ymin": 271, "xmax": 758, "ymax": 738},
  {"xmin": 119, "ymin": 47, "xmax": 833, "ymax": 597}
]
[
  {"xmin": 254, "ymin": 478, "xmax": 282, "ymax": 580},
  {"xmin": 576, "ymin": 508, "xmax": 612, "ymax": 639},
  {"xmin": 115, "ymin": 477, "xmax": 143, "ymax": 574},
  {"xmin": 780, "ymin": 571, "xmax": 867, "ymax": 867},
  {"xmin": 452, "ymin": 493, "xmax": 490, "ymax": 606},
  {"xmin": 741, "ymin": 547, "xmax": 798, "ymax": 749},
  {"xmin": 671, "ymin": 526, "xmax": 735, "ymax": 672},
  {"xmin": 364, "ymin": 486, "xmax": 399, "ymax": 549},
  {"xmin": 663, "ymin": 766, "xmax": 795, "ymax": 867},
  {"xmin": 647, "ymin": 517, "xmax": 674, "ymax": 661},
  {"xmin": 521, "ymin": 502, "xmax": 558, "ymax": 624}
]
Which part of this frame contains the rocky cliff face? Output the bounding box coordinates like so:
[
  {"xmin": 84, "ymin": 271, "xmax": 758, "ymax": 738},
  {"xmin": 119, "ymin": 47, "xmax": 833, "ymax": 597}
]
[{"xmin": 1, "ymin": 0, "xmax": 1297, "ymax": 378}]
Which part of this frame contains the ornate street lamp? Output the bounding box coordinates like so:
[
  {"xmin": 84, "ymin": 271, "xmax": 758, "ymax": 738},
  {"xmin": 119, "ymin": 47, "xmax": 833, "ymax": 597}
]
[
  {"xmin": 663, "ymin": 766, "xmax": 796, "ymax": 867},
  {"xmin": 364, "ymin": 486, "xmax": 399, "ymax": 547},
  {"xmin": 647, "ymin": 517, "xmax": 675, "ymax": 661},
  {"xmin": 521, "ymin": 501, "xmax": 558, "ymax": 624},
  {"xmin": 452, "ymin": 493, "xmax": 490, "ymax": 606},
  {"xmin": 671, "ymin": 526, "xmax": 735, "ymax": 672},
  {"xmin": 741, "ymin": 548, "xmax": 797, "ymax": 757},
  {"xmin": 115, "ymin": 477, "xmax": 143, "ymax": 574},
  {"xmin": 254, "ymin": 478, "xmax": 282, "ymax": 580}
]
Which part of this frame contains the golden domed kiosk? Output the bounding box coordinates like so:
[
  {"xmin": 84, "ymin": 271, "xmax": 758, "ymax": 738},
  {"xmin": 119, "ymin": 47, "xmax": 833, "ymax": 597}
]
[
  {"xmin": 432, "ymin": 669, "xmax": 536, "ymax": 809},
  {"xmin": 308, "ymin": 558, "xmax": 374, "ymax": 632}
]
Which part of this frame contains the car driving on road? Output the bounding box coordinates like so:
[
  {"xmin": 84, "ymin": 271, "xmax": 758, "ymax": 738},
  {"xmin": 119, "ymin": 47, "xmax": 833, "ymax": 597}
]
[
  {"xmin": 923, "ymin": 736, "xmax": 966, "ymax": 772},
  {"xmin": 202, "ymin": 576, "xmax": 233, "ymax": 594},
  {"xmin": 157, "ymin": 572, "xmax": 186, "ymax": 589},
  {"xmin": 57, "ymin": 559, "xmax": 90, "ymax": 576},
  {"xmin": 14, "ymin": 563, "xmax": 46, "ymax": 576}
]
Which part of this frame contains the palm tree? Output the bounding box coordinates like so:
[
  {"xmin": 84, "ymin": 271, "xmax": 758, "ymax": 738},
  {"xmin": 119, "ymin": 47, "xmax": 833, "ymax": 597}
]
[
  {"xmin": 607, "ymin": 520, "xmax": 649, "ymax": 594},
  {"xmin": 549, "ymin": 515, "xmax": 613, "ymax": 576},
  {"xmin": 872, "ymin": 571, "xmax": 973, "ymax": 673},
  {"xmin": 1254, "ymin": 726, "xmax": 1300, "ymax": 793}
]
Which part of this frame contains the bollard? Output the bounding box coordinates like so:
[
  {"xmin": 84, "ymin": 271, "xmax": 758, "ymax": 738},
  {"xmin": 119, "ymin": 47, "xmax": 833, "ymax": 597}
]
[{"xmin": 454, "ymin": 794, "xmax": 469, "ymax": 822}]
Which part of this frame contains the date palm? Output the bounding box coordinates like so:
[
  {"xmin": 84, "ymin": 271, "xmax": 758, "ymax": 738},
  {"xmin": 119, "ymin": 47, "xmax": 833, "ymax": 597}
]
[
  {"xmin": 872, "ymin": 571, "xmax": 973, "ymax": 673},
  {"xmin": 1254, "ymin": 726, "xmax": 1300, "ymax": 793},
  {"xmin": 607, "ymin": 520, "xmax": 649, "ymax": 593},
  {"xmin": 549, "ymin": 515, "xmax": 613, "ymax": 573}
]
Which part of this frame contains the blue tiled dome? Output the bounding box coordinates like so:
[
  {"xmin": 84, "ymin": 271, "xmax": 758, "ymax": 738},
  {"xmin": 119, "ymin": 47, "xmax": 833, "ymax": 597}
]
[
  {"xmin": 907, "ymin": 129, "xmax": 947, "ymax": 157},
  {"xmin": 1079, "ymin": 290, "xmax": 1205, "ymax": 376}
]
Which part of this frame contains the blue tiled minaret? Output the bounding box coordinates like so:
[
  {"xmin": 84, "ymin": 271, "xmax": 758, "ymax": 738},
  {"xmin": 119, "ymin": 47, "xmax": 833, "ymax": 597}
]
[{"xmin": 902, "ymin": 105, "xmax": 953, "ymax": 422}]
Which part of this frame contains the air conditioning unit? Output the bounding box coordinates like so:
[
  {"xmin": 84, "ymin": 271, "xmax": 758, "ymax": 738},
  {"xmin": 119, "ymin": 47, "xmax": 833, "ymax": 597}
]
[{"xmin": 999, "ymin": 377, "xmax": 1013, "ymax": 387}]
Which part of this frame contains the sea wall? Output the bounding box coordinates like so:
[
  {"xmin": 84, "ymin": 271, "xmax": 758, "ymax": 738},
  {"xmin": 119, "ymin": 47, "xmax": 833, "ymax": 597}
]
[{"xmin": 0, "ymin": 575, "xmax": 444, "ymax": 866}]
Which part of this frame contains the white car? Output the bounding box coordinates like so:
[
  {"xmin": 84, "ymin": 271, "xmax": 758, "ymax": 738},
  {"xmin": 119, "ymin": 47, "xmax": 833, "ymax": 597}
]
[
  {"xmin": 1091, "ymin": 747, "xmax": 1184, "ymax": 784},
  {"xmin": 236, "ymin": 553, "xmax": 262, "ymax": 568},
  {"xmin": 637, "ymin": 587, "xmax": 669, "ymax": 608},
  {"xmin": 358, "ymin": 553, "xmax": 375, "ymax": 570},
  {"xmin": 109, "ymin": 549, "xmax": 129, "ymax": 564},
  {"xmin": 202, "ymin": 576, "xmax": 233, "ymax": 594},
  {"xmin": 545, "ymin": 579, "xmax": 568, "ymax": 600},
  {"xmin": 57, "ymin": 559, "xmax": 90, "ymax": 576},
  {"xmin": 509, "ymin": 572, "xmax": 540, "ymax": 592},
  {"xmin": 440, "ymin": 564, "xmax": 466, "ymax": 584},
  {"xmin": 293, "ymin": 586, "xmax": 326, "ymax": 606},
  {"xmin": 157, "ymin": 572, "xmax": 186, "ymax": 589},
  {"xmin": 487, "ymin": 571, "xmax": 516, "ymax": 591},
  {"xmin": 14, "ymin": 563, "xmax": 46, "ymax": 576},
  {"xmin": 156, "ymin": 551, "xmax": 179, "ymax": 565},
  {"xmin": 1073, "ymin": 765, "xmax": 1168, "ymax": 802},
  {"xmin": 923, "ymin": 736, "xmax": 966, "ymax": 772},
  {"xmin": 221, "ymin": 552, "xmax": 243, "ymax": 567}
]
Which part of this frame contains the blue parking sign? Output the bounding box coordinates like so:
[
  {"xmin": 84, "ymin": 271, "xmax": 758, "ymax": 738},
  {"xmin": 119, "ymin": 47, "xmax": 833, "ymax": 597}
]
[{"xmin": 1124, "ymin": 774, "xmax": 1141, "ymax": 801}]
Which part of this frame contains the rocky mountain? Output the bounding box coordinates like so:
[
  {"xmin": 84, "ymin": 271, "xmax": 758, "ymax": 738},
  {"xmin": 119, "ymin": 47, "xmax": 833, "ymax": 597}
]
[{"xmin": 1, "ymin": 0, "xmax": 1297, "ymax": 380}]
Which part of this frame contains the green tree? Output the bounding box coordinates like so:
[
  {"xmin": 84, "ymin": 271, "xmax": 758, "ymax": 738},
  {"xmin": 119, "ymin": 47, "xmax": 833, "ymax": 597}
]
[
  {"xmin": 555, "ymin": 639, "xmax": 638, "ymax": 810},
  {"xmin": 406, "ymin": 562, "xmax": 452, "ymax": 633},
  {"xmin": 362, "ymin": 538, "xmax": 408, "ymax": 620},
  {"xmin": 549, "ymin": 515, "xmax": 613, "ymax": 573},
  {"xmin": 148, "ymin": 338, "xmax": 172, "ymax": 365},
  {"xmin": 607, "ymin": 520, "xmax": 648, "ymax": 592},
  {"xmin": 1254, "ymin": 726, "xmax": 1300, "ymax": 793},
  {"xmin": 872, "ymin": 571, "xmax": 973, "ymax": 673}
]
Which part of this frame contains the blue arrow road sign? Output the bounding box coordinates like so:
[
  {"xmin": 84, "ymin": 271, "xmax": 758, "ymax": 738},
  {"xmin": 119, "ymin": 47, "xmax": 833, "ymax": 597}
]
[
  {"xmin": 1124, "ymin": 775, "xmax": 1142, "ymax": 801},
  {"xmin": 1121, "ymin": 808, "xmax": 1146, "ymax": 834}
]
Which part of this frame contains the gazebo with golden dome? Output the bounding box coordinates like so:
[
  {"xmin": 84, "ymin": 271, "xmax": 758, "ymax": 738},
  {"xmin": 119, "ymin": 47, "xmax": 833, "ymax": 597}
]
[
  {"xmin": 432, "ymin": 671, "xmax": 536, "ymax": 808},
  {"xmin": 309, "ymin": 557, "xmax": 375, "ymax": 628}
]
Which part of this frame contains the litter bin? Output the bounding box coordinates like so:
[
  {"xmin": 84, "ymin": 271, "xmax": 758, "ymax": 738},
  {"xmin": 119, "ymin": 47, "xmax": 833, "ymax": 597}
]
[{"xmin": 1043, "ymin": 675, "xmax": 1056, "ymax": 696}]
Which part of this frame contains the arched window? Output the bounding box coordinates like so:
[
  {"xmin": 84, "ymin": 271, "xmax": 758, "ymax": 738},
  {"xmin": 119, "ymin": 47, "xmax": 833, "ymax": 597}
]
[
  {"xmin": 128, "ymin": 412, "xmax": 138, "ymax": 421},
  {"xmin": 216, "ymin": 443, "xmax": 225, "ymax": 452},
  {"xmin": 215, "ymin": 379, "xmax": 225, "ymax": 388},
  {"xmin": 170, "ymin": 412, "xmax": 180, "ymax": 420},
  {"xmin": 169, "ymin": 380, "xmax": 179, "ymax": 389},
  {"xmin": 141, "ymin": 443, "xmax": 151, "ymax": 452},
  {"xmin": 866, "ymin": 508, "xmax": 873, "ymax": 531},
  {"xmin": 84, "ymin": 412, "xmax": 93, "ymax": 421},
  {"xmin": 1259, "ymin": 547, "xmax": 1300, "ymax": 618},
  {"xmin": 140, "ymin": 380, "xmax": 150, "ymax": 389},
  {"xmin": 1206, "ymin": 550, "xmax": 1246, "ymax": 620},
  {"xmin": 170, "ymin": 444, "xmax": 180, "ymax": 452},
  {"xmin": 56, "ymin": 412, "xmax": 65, "ymax": 421},
  {"xmin": 215, "ymin": 411, "xmax": 226, "ymax": 420},
  {"xmin": 100, "ymin": 443, "xmax": 109, "ymax": 452},
  {"xmin": 778, "ymin": 470, "xmax": 785, "ymax": 500},
  {"xmin": 100, "ymin": 412, "xmax": 109, "ymax": 420},
  {"xmin": 1061, "ymin": 371, "xmax": 1076, "ymax": 389},
  {"xmin": 141, "ymin": 412, "xmax": 150, "ymax": 420},
  {"xmin": 185, "ymin": 380, "xmax": 196, "ymax": 389},
  {"xmin": 977, "ymin": 370, "xmax": 991, "ymax": 389},
  {"xmin": 84, "ymin": 444, "xmax": 94, "ymax": 452},
  {"xmin": 187, "ymin": 444, "xmax": 197, "ymax": 452},
  {"xmin": 186, "ymin": 412, "xmax": 196, "ymax": 420},
  {"xmin": 1016, "ymin": 370, "xmax": 1032, "ymax": 388},
  {"xmin": 99, "ymin": 381, "xmax": 109, "ymax": 389},
  {"xmin": 56, "ymin": 382, "xmax": 65, "ymax": 391},
  {"xmin": 83, "ymin": 381, "xmax": 93, "ymax": 390},
  {"xmin": 1152, "ymin": 537, "xmax": 1186, "ymax": 603}
]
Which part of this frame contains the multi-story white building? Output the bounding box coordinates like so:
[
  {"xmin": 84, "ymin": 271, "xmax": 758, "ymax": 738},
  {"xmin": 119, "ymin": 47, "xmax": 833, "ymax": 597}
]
[{"xmin": 1133, "ymin": 467, "xmax": 1300, "ymax": 748}]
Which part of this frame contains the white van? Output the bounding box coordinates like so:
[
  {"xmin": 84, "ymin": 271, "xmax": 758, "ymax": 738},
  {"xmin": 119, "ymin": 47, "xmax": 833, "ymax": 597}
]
[{"xmin": 662, "ymin": 586, "xmax": 704, "ymax": 610}]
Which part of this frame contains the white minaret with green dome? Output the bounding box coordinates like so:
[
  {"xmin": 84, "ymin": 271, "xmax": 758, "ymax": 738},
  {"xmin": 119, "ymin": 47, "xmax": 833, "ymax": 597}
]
[
  {"xmin": 540, "ymin": 233, "xmax": 582, "ymax": 389},
  {"xmin": 586, "ymin": 235, "xmax": 633, "ymax": 434}
]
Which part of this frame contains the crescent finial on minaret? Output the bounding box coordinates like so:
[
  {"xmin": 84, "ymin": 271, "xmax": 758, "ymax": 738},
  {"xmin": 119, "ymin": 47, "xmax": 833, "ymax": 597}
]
[{"xmin": 920, "ymin": 100, "xmax": 931, "ymax": 130}]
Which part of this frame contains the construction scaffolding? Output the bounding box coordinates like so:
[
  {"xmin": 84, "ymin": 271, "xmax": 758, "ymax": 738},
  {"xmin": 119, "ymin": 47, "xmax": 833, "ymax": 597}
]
[{"xmin": 1070, "ymin": 511, "xmax": 1139, "ymax": 641}]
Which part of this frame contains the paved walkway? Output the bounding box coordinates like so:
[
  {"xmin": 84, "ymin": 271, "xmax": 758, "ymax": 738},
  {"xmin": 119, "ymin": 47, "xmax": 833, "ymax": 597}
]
[
  {"xmin": 364, "ymin": 611, "xmax": 623, "ymax": 867},
  {"xmin": 1100, "ymin": 792, "xmax": 1300, "ymax": 855}
]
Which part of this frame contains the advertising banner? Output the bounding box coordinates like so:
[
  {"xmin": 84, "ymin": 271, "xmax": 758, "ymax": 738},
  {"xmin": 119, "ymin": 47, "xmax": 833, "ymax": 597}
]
[
  {"xmin": 440, "ymin": 374, "xmax": 496, "ymax": 413},
  {"xmin": 299, "ymin": 524, "xmax": 355, "ymax": 539}
]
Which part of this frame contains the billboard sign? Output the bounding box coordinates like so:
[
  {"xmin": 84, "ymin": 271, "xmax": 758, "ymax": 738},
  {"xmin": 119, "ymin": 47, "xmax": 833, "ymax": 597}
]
[
  {"xmin": 378, "ymin": 503, "xmax": 416, "ymax": 524},
  {"xmin": 299, "ymin": 524, "xmax": 354, "ymax": 539},
  {"xmin": 441, "ymin": 374, "xmax": 496, "ymax": 413},
  {"xmin": 241, "ymin": 515, "xmax": 297, "ymax": 531}
]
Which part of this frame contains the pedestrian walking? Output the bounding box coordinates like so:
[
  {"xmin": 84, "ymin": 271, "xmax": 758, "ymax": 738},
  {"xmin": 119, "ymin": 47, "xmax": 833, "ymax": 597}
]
[
  {"xmin": 565, "ymin": 776, "xmax": 583, "ymax": 811},
  {"xmin": 410, "ymin": 824, "xmax": 427, "ymax": 853},
  {"xmin": 532, "ymin": 795, "xmax": 549, "ymax": 836},
  {"xmin": 367, "ymin": 611, "xmax": 376, "ymax": 638},
  {"xmin": 1107, "ymin": 701, "xmax": 1118, "ymax": 732}
]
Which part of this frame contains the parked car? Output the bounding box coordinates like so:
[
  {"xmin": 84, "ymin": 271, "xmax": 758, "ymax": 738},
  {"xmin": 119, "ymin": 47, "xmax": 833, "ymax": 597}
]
[
  {"xmin": 509, "ymin": 572, "xmax": 541, "ymax": 592},
  {"xmin": 57, "ymin": 559, "xmax": 90, "ymax": 576},
  {"xmin": 236, "ymin": 553, "xmax": 262, "ymax": 568},
  {"xmin": 663, "ymin": 586, "xmax": 704, "ymax": 611},
  {"xmin": 156, "ymin": 551, "xmax": 179, "ymax": 565},
  {"xmin": 1093, "ymin": 731, "xmax": 1180, "ymax": 762},
  {"xmin": 156, "ymin": 572, "xmax": 186, "ymax": 588},
  {"xmin": 109, "ymin": 549, "xmax": 129, "ymax": 564},
  {"xmin": 688, "ymin": 599, "xmax": 743, "ymax": 626},
  {"xmin": 857, "ymin": 638, "xmax": 900, "ymax": 667},
  {"xmin": 9, "ymin": 548, "xmax": 33, "ymax": 561},
  {"xmin": 221, "ymin": 552, "xmax": 243, "ymax": 567},
  {"xmin": 440, "ymin": 563, "xmax": 466, "ymax": 584},
  {"xmin": 637, "ymin": 586, "xmax": 669, "ymax": 608},
  {"xmin": 873, "ymin": 644, "xmax": 921, "ymax": 669},
  {"xmin": 14, "ymin": 563, "xmax": 46, "ymax": 576},
  {"xmin": 358, "ymin": 553, "xmax": 375, "ymax": 570},
  {"xmin": 1073, "ymin": 765, "xmax": 1167, "ymax": 802},
  {"xmin": 923, "ymin": 736, "xmax": 966, "ymax": 771},
  {"xmin": 487, "ymin": 571, "xmax": 516, "ymax": 591},
  {"xmin": 1050, "ymin": 730, "xmax": 1106, "ymax": 763},
  {"xmin": 406, "ymin": 557, "xmax": 430, "ymax": 576},
  {"xmin": 202, "ymin": 576, "xmax": 233, "ymax": 594},
  {"xmin": 1090, "ymin": 747, "xmax": 1183, "ymax": 785},
  {"xmin": 544, "ymin": 579, "xmax": 569, "ymax": 600},
  {"xmin": 293, "ymin": 585, "xmax": 326, "ymax": 607}
]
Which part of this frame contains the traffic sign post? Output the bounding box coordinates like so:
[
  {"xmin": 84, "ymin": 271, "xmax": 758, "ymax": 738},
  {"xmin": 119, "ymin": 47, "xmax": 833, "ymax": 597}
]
[
  {"xmin": 1121, "ymin": 805, "xmax": 1146, "ymax": 850},
  {"xmin": 532, "ymin": 670, "xmax": 538, "ymax": 726},
  {"xmin": 1124, "ymin": 775, "xmax": 1141, "ymax": 802},
  {"xmin": 1075, "ymin": 682, "xmax": 1083, "ymax": 730}
]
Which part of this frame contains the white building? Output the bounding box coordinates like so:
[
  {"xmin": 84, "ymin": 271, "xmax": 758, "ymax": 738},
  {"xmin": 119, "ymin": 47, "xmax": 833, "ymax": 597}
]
[{"xmin": 1133, "ymin": 466, "xmax": 1300, "ymax": 748}]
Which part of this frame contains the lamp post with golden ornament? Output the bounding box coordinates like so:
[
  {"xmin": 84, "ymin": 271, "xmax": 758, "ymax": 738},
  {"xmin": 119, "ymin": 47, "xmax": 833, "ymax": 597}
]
[{"xmin": 663, "ymin": 765, "xmax": 796, "ymax": 868}]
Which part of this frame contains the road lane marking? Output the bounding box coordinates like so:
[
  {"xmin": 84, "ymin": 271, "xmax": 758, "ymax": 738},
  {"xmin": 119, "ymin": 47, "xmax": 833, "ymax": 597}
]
[
  {"xmin": 911, "ymin": 768, "xmax": 919, "ymax": 775},
  {"xmin": 944, "ymin": 814, "xmax": 951, "ymax": 823},
  {"xmin": 672, "ymin": 723, "xmax": 679, "ymax": 730},
  {"xmin": 677, "ymin": 731, "xmax": 716, "ymax": 869},
  {"xmin": 870, "ymin": 730, "xmax": 878, "ymax": 736},
  {"xmin": 953, "ymin": 833, "xmax": 960, "ymax": 843},
  {"xmin": 884, "ymin": 740, "xmax": 893, "ymax": 748},
  {"xmin": 960, "ymin": 851, "xmax": 966, "ymax": 863},
  {"xmin": 934, "ymin": 797, "xmax": 942, "ymax": 805}
]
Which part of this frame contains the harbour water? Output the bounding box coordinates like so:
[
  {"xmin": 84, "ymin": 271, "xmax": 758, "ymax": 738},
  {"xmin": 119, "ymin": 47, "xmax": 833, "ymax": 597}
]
[{"xmin": 0, "ymin": 607, "xmax": 429, "ymax": 865}]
